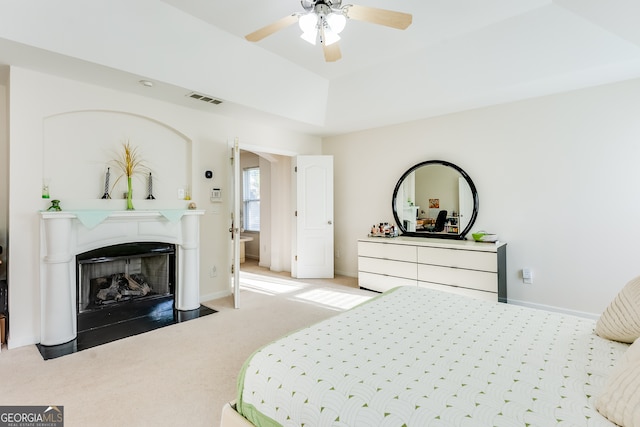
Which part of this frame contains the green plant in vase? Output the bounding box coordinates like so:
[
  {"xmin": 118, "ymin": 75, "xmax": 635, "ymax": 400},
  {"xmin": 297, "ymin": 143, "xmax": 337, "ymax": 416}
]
[{"xmin": 111, "ymin": 141, "xmax": 148, "ymax": 210}]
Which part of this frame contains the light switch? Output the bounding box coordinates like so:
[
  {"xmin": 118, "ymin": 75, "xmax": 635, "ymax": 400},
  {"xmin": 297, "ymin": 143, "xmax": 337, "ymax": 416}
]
[
  {"xmin": 522, "ymin": 268, "xmax": 533, "ymax": 284},
  {"xmin": 210, "ymin": 188, "xmax": 222, "ymax": 202}
]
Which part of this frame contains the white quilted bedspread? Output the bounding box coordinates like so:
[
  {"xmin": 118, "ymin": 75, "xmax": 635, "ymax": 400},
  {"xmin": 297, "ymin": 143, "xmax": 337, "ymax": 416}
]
[{"xmin": 237, "ymin": 286, "xmax": 628, "ymax": 427}]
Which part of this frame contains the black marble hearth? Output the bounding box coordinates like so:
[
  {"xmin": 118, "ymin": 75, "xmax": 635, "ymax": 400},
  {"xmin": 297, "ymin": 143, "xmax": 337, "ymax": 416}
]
[{"xmin": 36, "ymin": 296, "xmax": 216, "ymax": 360}]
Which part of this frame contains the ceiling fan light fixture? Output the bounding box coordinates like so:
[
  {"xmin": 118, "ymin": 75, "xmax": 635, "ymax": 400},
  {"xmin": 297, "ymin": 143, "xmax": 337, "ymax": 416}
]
[
  {"xmin": 300, "ymin": 30, "xmax": 317, "ymax": 45},
  {"xmin": 298, "ymin": 12, "xmax": 318, "ymax": 34},
  {"xmin": 245, "ymin": 2, "xmax": 412, "ymax": 62},
  {"xmin": 327, "ymin": 12, "xmax": 346, "ymax": 34}
]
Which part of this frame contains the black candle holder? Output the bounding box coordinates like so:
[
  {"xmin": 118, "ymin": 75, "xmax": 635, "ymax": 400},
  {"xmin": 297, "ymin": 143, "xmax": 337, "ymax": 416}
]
[
  {"xmin": 101, "ymin": 167, "xmax": 111, "ymax": 199},
  {"xmin": 146, "ymin": 172, "xmax": 155, "ymax": 200}
]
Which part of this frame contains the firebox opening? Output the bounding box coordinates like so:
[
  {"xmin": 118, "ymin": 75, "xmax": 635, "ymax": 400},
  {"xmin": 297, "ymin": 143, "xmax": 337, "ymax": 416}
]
[{"xmin": 76, "ymin": 242, "xmax": 176, "ymax": 325}]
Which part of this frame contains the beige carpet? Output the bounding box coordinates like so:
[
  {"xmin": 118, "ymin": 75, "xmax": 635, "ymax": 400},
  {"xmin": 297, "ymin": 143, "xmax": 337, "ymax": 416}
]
[{"xmin": 0, "ymin": 263, "xmax": 375, "ymax": 426}]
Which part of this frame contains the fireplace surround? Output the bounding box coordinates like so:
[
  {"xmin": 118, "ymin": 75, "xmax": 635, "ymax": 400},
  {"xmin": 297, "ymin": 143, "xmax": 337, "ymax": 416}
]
[{"xmin": 39, "ymin": 209, "xmax": 204, "ymax": 346}]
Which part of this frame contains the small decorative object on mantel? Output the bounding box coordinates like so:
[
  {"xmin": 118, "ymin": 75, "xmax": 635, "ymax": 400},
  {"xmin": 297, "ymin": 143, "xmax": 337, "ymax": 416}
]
[
  {"xmin": 188, "ymin": 202, "xmax": 197, "ymax": 210},
  {"xmin": 101, "ymin": 167, "xmax": 111, "ymax": 199},
  {"xmin": 110, "ymin": 140, "xmax": 149, "ymax": 210},
  {"xmin": 46, "ymin": 199, "xmax": 62, "ymax": 212},
  {"xmin": 369, "ymin": 222, "xmax": 398, "ymax": 238},
  {"xmin": 42, "ymin": 178, "xmax": 50, "ymax": 199},
  {"xmin": 146, "ymin": 172, "xmax": 155, "ymax": 200}
]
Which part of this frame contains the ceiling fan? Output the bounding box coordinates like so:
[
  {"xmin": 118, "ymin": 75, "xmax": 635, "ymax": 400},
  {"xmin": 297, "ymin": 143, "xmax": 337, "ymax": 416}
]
[{"xmin": 245, "ymin": 1, "xmax": 412, "ymax": 62}]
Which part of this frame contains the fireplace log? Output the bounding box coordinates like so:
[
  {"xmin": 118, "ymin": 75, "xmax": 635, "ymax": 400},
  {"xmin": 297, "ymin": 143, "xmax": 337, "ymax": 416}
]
[
  {"xmin": 126, "ymin": 274, "xmax": 151, "ymax": 296},
  {"xmin": 93, "ymin": 273, "xmax": 152, "ymax": 304},
  {"xmin": 96, "ymin": 277, "xmax": 123, "ymax": 302}
]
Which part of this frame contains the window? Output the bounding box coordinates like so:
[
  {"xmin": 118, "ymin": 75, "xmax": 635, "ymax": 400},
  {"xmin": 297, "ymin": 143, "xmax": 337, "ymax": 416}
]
[{"xmin": 243, "ymin": 167, "xmax": 260, "ymax": 231}]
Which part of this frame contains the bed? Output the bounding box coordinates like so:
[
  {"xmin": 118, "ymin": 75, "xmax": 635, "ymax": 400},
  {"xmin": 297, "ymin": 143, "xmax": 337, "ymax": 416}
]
[{"xmin": 222, "ymin": 283, "xmax": 640, "ymax": 426}]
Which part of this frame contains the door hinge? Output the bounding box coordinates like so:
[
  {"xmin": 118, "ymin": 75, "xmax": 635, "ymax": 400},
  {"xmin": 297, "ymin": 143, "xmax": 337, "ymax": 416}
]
[
  {"xmin": 231, "ymin": 264, "xmax": 235, "ymax": 274},
  {"xmin": 294, "ymin": 166, "xmax": 297, "ymax": 172},
  {"xmin": 295, "ymin": 210, "xmax": 297, "ymax": 217},
  {"xmin": 295, "ymin": 255, "xmax": 298, "ymax": 261}
]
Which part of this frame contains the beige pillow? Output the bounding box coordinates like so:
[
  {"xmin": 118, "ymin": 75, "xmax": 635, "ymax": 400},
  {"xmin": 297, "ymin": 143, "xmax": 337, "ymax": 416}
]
[
  {"xmin": 595, "ymin": 275, "xmax": 640, "ymax": 343},
  {"xmin": 596, "ymin": 338, "xmax": 640, "ymax": 426}
]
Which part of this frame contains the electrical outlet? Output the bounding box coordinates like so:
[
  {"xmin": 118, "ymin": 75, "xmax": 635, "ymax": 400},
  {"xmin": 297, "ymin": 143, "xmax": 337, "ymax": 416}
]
[
  {"xmin": 522, "ymin": 268, "xmax": 533, "ymax": 284},
  {"xmin": 177, "ymin": 188, "xmax": 185, "ymax": 199},
  {"xmin": 210, "ymin": 266, "xmax": 217, "ymax": 278}
]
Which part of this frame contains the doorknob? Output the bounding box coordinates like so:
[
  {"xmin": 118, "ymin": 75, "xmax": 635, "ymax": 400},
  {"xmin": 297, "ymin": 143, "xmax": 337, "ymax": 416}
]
[{"xmin": 328, "ymin": 220, "xmax": 333, "ymax": 225}]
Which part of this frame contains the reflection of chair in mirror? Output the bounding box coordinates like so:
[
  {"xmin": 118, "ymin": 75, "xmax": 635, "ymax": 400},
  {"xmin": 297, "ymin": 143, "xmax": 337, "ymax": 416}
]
[{"xmin": 433, "ymin": 210, "xmax": 447, "ymax": 232}]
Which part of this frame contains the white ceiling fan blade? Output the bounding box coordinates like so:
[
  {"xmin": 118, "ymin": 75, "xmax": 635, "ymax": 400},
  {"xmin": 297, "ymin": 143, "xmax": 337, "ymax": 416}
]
[
  {"xmin": 323, "ymin": 41, "xmax": 342, "ymax": 62},
  {"xmin": 346, "ymin": 4, "xmax": 412, "ymax": 30},
  {"xmin": 245, "ymin": 14, "xmax": 298, "ymax": 42}
]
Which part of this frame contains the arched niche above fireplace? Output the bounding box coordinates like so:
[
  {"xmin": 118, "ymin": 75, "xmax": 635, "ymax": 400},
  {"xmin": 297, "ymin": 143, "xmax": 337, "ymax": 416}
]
[{"xmin": 42, "ymin": 110, "xmax": 192, "ymax": 204}]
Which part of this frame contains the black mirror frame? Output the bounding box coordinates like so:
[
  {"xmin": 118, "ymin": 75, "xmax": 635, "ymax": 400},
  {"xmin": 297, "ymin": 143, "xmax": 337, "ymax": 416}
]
[{"xmin": 391, "ymin": 160, "xmax": 479, "ymax": 240}]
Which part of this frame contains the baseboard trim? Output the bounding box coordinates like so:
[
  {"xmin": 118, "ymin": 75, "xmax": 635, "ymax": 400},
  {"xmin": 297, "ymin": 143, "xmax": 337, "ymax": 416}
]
[
  {"xmin": 334, "ymin": 269, "xmax": 355, "ymax": 278},
  {"xmin": 508, "ymin": 298, "xmax": 599, "ymax": 320},
  {"xmin": 200, "ymin": 290, "xmax": 230, "ymax": 303},
  {"xmin": 7, "ymin": 334, "xmax": 41, "ymax": 350}
]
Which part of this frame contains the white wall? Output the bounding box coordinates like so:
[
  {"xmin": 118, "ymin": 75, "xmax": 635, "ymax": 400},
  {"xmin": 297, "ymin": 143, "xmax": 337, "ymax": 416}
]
[
  {"xmin": 6, "ymin": 67, "xmax": 321, "ymax": 348},
  {"xmin": 0, "ymin": 0, "xmax": 328, "ymax": 127},
  {"xmin": 324, "ymin": 78, "xmax": 640, "ymax": 317}
]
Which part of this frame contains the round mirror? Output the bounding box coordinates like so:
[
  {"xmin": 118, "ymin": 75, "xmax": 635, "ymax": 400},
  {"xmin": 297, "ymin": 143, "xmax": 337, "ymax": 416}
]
[{"xmin": 392, "ymin": 160, "xmax": 479, "ymax": 239}]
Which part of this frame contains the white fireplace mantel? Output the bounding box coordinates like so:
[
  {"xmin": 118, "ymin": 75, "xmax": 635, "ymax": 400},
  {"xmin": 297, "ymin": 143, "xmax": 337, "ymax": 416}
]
[{"xmin": 39, "ymin": 209, "xmax": 204, "ymax": 346}]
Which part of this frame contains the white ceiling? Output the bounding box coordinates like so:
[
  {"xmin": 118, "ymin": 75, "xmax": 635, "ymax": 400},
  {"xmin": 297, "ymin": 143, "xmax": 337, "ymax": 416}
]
[
  {"xmin": 2, "ymin": 0, "xmax": 640, "ymax": 137},
  {"xmin": 161, "ymin": 0, "xmax": 555, "ymax": 80}
]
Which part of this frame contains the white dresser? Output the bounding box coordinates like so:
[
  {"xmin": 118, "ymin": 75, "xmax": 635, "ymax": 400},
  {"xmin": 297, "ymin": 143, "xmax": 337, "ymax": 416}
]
[{"xmin": 358, "ymin": 236, "xmax": 507, "ymax": 302}]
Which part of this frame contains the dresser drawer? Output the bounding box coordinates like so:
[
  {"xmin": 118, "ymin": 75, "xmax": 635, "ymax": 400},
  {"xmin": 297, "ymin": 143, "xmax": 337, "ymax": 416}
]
[
  {"xmin": 358, "ymin": 256, "xmax": 417, "ymax": 280},
  {"xmin": 358, "ymin": 241, "xmax": 417, "ymax": 262},
  {"xmin": 417, "ymin": 281, "xmax": 497, "ymax": 302},
  {"xmin": 359, "ymin": 272, "xmax": 415, "ymax": 292},
  {"xmin": 417, "ymin": 247, "xmax": 497, "ymax": 272},
  {"xmin": 417, "ymin": 264, "xmax": 497, "ymax": 293}
]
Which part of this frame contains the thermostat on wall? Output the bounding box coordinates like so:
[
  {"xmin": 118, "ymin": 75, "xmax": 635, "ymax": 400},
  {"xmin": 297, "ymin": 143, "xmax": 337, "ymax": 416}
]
[{"xmin": 210, "ymin": 188, "xmax": 222, "ymax": 202}]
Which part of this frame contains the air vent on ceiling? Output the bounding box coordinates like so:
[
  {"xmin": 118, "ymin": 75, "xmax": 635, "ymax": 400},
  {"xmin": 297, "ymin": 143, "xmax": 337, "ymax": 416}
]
[{"xmin": 187, "ymin": 92, "xmax": 223, "ymax": 105}]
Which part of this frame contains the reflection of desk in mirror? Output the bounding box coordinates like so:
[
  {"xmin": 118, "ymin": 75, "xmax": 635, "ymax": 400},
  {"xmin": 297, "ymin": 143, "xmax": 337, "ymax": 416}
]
[
  {"xmin": 239, "ymin": 236, "xmax": 253, "ymax": 263},
  {"xmin": 419, "ymin": 214, "xmax": 460, "ymax": 234},
  {"xmin": 416, "ymin": 218, "xmax": 434, "ymax": 231}
]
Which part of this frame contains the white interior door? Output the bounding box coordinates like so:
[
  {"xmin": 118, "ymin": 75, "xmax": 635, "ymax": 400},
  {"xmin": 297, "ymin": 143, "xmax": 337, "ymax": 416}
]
[
  {"xmin": 293, "ymin": 155, "xmax": 334, "ymax": 279},
  {"xmin": 230, "ymin": 138, "xmax": 241, "ymax": 308}
]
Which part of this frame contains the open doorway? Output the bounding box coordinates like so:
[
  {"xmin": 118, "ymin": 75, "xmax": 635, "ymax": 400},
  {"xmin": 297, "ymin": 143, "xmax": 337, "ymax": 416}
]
[
  {"xmin": 237, "ymin": 150, "xmax": 335, "ymax": 279},
  {"xmin": 238, "ymin": 150, "xmax": 262, "ymax": 272},
  {"xmin": 234, "ymin": 149, "xmax": 358, "ymax": 307},
  {"xmin": 238, "ymin": 149, "xmax": 293, "ymax": 274}
]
